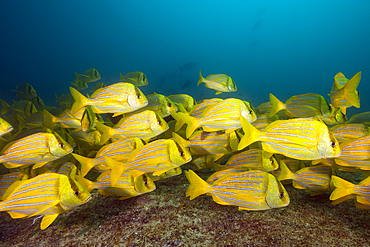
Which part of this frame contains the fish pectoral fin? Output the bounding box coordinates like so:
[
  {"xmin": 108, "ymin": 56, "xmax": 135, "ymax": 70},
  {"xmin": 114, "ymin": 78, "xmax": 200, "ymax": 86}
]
[
  {"xmin": 215, "ymin": 91, "xmax": 222, "ymax": 95},
  {"xmin": 41, "ymin": 214, "xmax": 59, "ymax": 230},
  {"xmin": 152, "ymin": 170, "xmax": 167, "ymax": 176},
  {"xmin": 29, "ymin": 201, "xmax": 60, "ymax": 218},
  {"xmin": 130, "ymin": 170, "xmax": 145, "ymax": 178}
]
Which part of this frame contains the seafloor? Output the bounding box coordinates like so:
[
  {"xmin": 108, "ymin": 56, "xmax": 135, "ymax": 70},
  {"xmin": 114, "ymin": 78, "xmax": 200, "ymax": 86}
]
[{"xmin": 0, "ymin": 167, "xmax": 369, "ymax": 246}]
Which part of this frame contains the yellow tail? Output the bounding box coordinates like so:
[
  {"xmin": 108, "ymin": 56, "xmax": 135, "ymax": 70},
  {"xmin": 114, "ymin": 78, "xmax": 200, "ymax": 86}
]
[
  {"xmin": 95, "ymin": 122, "xmax": 114, "ymax": 145},
  {"xmin": 343, "ymin": 71, "xmax": 361, "ymax": 108},
  {"xmin": 329, "ymin": 175, "xmax": 354, "ymax": 201},
  {"xmin": 197, "ymin": 69, "xmax": 204, "ymax": 86},
  {"xmin": 277, "ymin": 160, "xmax": 294, "ymax": 182},
  {"xmin": 70, "ymin": 87, "xmax": 88, "ymax": 115},
  {"xmin": 172, "ymin": 132, "xmax": 188, "ymax": 149},
  {"xmin": 42, "ymin": 109, "xmax": 57, "ymax": 129},
  {"xmin": 238, "ymin": 116, "xmax": 262, "ymax": 150},
  {"xmin": 269, "ymin": 93, "xmax": 286, "ymax": 117},
  {"xmin": 178, "ymin": 112, "xmax": 199, "ymax": 138},
  {"xmin": 0, "ymin": 99, "xmax": 11, "ymax": 115},
  {"xmin": 71, "ymin": 153, "xmax": 95, "ymax": 177},
  {"xmin": 185, "ymin": 170, "xmax": 210, "ymax": 200}
]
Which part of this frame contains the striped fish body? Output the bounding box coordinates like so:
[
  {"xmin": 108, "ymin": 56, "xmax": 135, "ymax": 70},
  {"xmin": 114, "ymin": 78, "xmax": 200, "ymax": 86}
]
[
  {"xmin": 252, "ymin": 113, "xmax": 280, "ymax": 131},
  {"xmin": 239, "ymin": 118, "xmax": 341, "ymax": 160},
  {"xmin": 278, "ymin": 161, "xmax": 334, "ymax": 195},
  {"xmin": 126, "ymin": 139, "xmax": 191, "ymax": 177},
  {"xmin": 335, "ymin": 136, "xmax": 370, "ymax": 170},
  {"xmin": 0, "ymin": 132, "xmax": 73, "ymax": 169},
  {"xmin": 133, "ymin": 93, "xmax": 177, "ymax": 118},
  {"xmin": 168, "ymin": 94, "xmax": 196, "ymax": 112},
  {"xmin": 96, "ymin": 110, "xmax": 168, "ymax": 145},
  {"xmin": 348, "ymin": 111, "xmax": 370, "ymax": 125},
  {"xmin": 78, "ymin": 68, "xmax": 101, "ymax": 83},
  {"xmin": 186, "ymin": 170, "xmax": 289, "ymax": 211},
  {"xmin": 70, "ymin": 83, "xmax": 148, "ymax": 116},
  {"xmin": 69, "ymin": 129, "xmax": 101, "ymax": 148},
  {"xmin": 329, "ymin": 72, "xmax": 361, "ymax": 114},
  {"xmin": 72, "ymin": 138, "xmax": 145, "ymax": 177},
  {"xmin": 173, "ymin": 131, "xmax": 236, "ymax": 155},
  {"xmin": 56, "ymin": 108, "xmax": 85, "ymax": 129},
  {"xmin": 222, "ymin": 149, "xmax": 278, "ymax": 172},
  {"xmin": 11, "ymin": 100, "xmax": 38, "ymax": 120},
  {"xmin": 0, "ymin": 172, "xmax": 28, "ymax": 199},
  {"xmin": 331, "ymin": 123, "xmax": 369, "ymax": 144},
  {"xmin": 23, "ymin": 111, "xmax": 44, "ymax": 129},
  {"xmin": 93, "ymin": 170, "xmax": 155, "ymax": 200},
  {"xmin": 190, "ymin": 98, "xmax": 222, "ymax": 118},
  {"xmin": 198, "ymin": 70, "xmax": 237, "ymax": 95},
  {"xmin": 179, "ymin": 98, "xmax": 256, "ymax": 138}
]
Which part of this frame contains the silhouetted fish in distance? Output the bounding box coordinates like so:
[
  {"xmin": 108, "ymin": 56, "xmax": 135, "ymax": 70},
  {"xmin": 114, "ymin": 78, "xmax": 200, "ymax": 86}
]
[
  {"xmin": 179, "ymin": 62, "xmax": 197, "ymax": 72},
  {"xmin": 181, "ymin": 80, "xmax": 191, "ymax": 90},
  {"xmin": 252, "ymin": 20, "xmax": 263, "ymax": 31},
  {"xmin": 257, "ymin": 7, "xmax": 267, "ymax": 17}
]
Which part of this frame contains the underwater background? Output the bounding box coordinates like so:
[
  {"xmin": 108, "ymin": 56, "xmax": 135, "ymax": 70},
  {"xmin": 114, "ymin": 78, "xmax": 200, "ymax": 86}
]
[{"xmin": 1, "ymin": 1, "xmax": 370, "ymax": 246}]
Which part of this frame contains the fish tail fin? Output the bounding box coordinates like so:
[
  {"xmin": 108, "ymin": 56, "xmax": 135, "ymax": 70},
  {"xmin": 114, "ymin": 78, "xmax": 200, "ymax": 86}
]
[
  {"xmin": 178, "ymin": 112, "xmax": 199, "ymax": 138},
  {"xmin": 329, "ymin": 175, "xmax": 354, "ymax": 201},
  {"xmin": 104, "ymin": 157, "xmax": 125, "ymax": 187},
  {"xmin": 197, "ymin": 69, "xmax": 204, "ymax": 86},
  {"xmin": 95, "ymin": 122, "xmax": 114, "ymax": 145},
  {"xmin": 72, "ymin": 153, "xmax": 95, "ymax": 177},
  {"xmin": 70, "ymin": 87, "xmax": 88, "ymax": 114},
  {"xmin": 0, "ymin": 99, "xmax": 11, "ymax": 115},
  {"xmin": 75, "ymin": 71, "xmax": 80, "ymax": 80},
  {"xmin": 343, "ymin": 71, "xmax": 361, "ymax": 108},
  {"xmin": 119, "ymin": 72, "xmax": 125, "ymax": 81},
  {"xmin": 185, "ymin": 170, "xmax": 210, "ymax": 200},
  {"xmin": 269, "ymin": 93, "xmax": 285, "ymax": 117},
  {"xmin": 170, "ymin": 111, "xmax": 185, "ymax": 131},
  {"xmin": 42, "ymin": 109, "xmax": 57, "ymax": 128},
  {"xmin": 277, "ymin": 160, "xmax": 294, "ymax": 181},
  {"xmin": 172, "ymin": 132, "xmax": 188, "ymax": 148},
  {"xmin": 238, "ymin": 116, "xmax": 262, "ymax": 150}
]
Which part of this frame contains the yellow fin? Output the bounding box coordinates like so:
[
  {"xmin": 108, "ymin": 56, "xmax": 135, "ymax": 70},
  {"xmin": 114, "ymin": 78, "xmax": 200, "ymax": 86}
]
[
  {"xmin": 197, "ymin": 69, "xmax": 204, "ymax": 86},
  {"xmin": 72, "ymin": 153, "xmax": 95, "ymax": 177},
  {"xmin": 178, "ymin": 112, "xmax": 199, "ymax": 138},
  {"xmin": 238, "ymin": 116, "xmax": 262, "ymax": 150},
  {"xmin": 70, "ymin": 87, "xmax": 88, "ymax": 115},
  {"xmin": 215, "ymin": 91, "xmax": 222, "ymax": 95},
  {"xmin": 329, "ymin": 176, "xmax": 354, "ymax": 201},
  {"xmin": 130, "ymin": 170, "xmax": 145, "ymax": 178},
  {"xmin": 41, "ymin": 214, "xmax": 59, "ymax": 230},
  {"xmin": 343, "ymin": 71, "xmax": 361, "ymax": 108},
  {"xmin": 95, "ymin": 122, "xmax": 114, "ymax": 145},
  {"xmin": 104, "ymin": 157, "xmax": 125, "ymax": 187},
  {"xmin": 184, "ymin": 170, "xmax": 210, "ymax": 200},
  {"xmin": 269, "ymin": 93, "xmax": 285, "ymax": 117}
]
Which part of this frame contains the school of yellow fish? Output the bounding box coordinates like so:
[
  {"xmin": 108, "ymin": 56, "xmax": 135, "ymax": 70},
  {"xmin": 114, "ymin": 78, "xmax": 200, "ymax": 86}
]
[{"xmin": 0, "ymin": 68, "xmax": 369, "ymax": 230}]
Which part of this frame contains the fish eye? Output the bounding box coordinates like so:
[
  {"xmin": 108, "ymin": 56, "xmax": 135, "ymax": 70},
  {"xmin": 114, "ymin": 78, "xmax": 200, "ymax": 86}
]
[
  {"xmin": 143, "ymin": 75, "xmax": 146, "ymax": 81},
  {"xmin": 168, "ymin": 103, "xmax": 172, "ymax": 107},
  {"xmin": 180, "ymin": 151, "xmax": 184, "ymax": 157},
  {"xmin": 73, "ymin": 191, "xmax": 80, "ymax": 196},
  {"xmin": 279, "ymin": 192, "xmax": 284, "ymax": 198},
  {"xmin": 270, "ymin": 159, "xmax": 274, "ymax": 164},
  {"xmin": 137, "ymin": 94, "xmax": 141, "ymax": 99},
  {"xmin": 249, "ymin": 110, "xmax": 253, "ymax": 115},
  {"xmin": 59, "ymin": 143, "xmax": 65, "ymax": 148},
  {"xmin": 158, "ymin": 120, "xmax": 162, "ymax": 125},
  {"xmin": 144, "ymin": 181, "xmax": 148, "ymax": 186},
  {"xmin": 330, "ymin": 141, "xmax": 336, "ymax": 148}
]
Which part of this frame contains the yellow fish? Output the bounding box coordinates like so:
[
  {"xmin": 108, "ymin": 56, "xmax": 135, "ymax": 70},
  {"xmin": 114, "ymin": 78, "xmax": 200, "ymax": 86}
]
[
  {"xmin": 0, "ymin": 172, "xmax": 28, "ymax": 199},
  {"xmin": 239, "ymin": 118, "xmax": 341, "ymax": 160},
  {"xmin": 96, "ymin": 110, "xmax": 168, "ymax": 145},
  {"xmin": 120, "ymin": 71, "xmax": 148, "ymax": 87},
  {"xmin": 278, "ymin": 161, "xmax": 335, "ymax": 196},
  {"xmin": 329, "ymin": 71, "xmax": 361, "ymax": 115},
  {"xmin": 70, "ymin": 82, "xmax": 148, "ymax": 116},
  {"xmin": 133, "ymin": 93, "xmax": 177, "ymax": 118},
  {"xmin": 120, "ymin": 139, "xmax": 192, "ymax": 177},
  {"xmin": 198, "ymin": 70, "xmax": 237, "ymax": 95},
  {"xmin": 331, "ymin": 123, "xmax": 370, "ymax": 144},
  {"xmin": 0, "ymin": 173, "xmax": 91, "ymax": 230},
  {"xmin": 13, "ymin": 82, "xmax": 37, "ymax": 100},
  {"xmin": 176, "ymin": 98, "xmax": 256, "ymax": 138},
  {"xmin": 167, "ymin": 94, "xmax": 196, "ymax": 112},
  {"xmin": 72, "ymin": 137, "xmax": 145, "ymax": 177},
  {"xmin": 185, "ymin": 169, "xmax": 289, "ymax": 211},
  {"xmin": 334, "ymin": 135, "xmax": 370, "ymax": 170},
  {"xmin": 0, "ymin": 132, "xmax": 73, "ymax": 169},
  {"xmin": 0, "ymin": 117, "xmax": 13, "ymax": 137},
  {"xmin": 89, "ymin": 170, "xmax": 155, "ymax": 199},
  {"xmin": 75, "ymin": 68, "xmax": 101, "ymax": 84}
]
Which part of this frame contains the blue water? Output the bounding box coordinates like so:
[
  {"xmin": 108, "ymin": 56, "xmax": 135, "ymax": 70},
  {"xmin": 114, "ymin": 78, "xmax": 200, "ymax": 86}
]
[{"xmin": 1, "ymin": 1, "xmax": 369, "ymax": 116}]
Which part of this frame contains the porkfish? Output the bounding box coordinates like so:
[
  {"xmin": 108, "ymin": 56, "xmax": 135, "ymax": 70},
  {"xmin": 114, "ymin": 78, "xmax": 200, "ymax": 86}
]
[
  {"xmin": 0, "ymin": 132, "xmax": 73, "ymax": 169},
  {"xmin": 238, "ymin": 117, "xmax": 341, "ymax": 160},
  {"xmin": 0, "ymin": 173, "xmax": 91, "ymax": 230},
  {"xmin": 185, "ymin": 169, "xmax": 289, "ymax": 211},
  {"xmin": 70, "ymin": 82, "xmax": 148, "ymax": 116}
]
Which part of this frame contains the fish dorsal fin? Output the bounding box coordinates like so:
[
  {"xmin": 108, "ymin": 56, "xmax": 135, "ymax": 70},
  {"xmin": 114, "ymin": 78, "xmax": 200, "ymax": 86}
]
[{"xmin": 2, "ymin": 180, "xmax": 23, "ymax": 200}]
